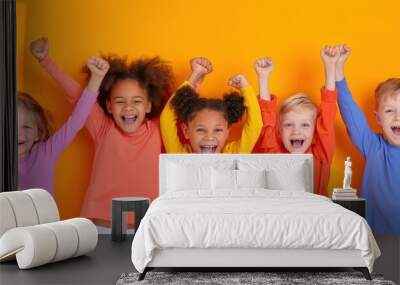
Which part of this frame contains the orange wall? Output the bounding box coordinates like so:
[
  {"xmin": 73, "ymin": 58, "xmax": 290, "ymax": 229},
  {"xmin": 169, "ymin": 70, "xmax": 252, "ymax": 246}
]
[
  {"xmin": 17, "ymin": 0, "xmax": 400, "ymax": 219},
  {"xmin": 16, "ymin": 0, "xmax": 26, "ymax": 91}
]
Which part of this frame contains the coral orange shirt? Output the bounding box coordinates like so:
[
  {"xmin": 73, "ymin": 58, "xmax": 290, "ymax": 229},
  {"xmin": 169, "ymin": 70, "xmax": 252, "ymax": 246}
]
[
  {"xmin": 253, "ymin": 88, "xmax": 337, "ymax": 196},
  {"xmin": 41, "ymin": 57, "xmax": 162, "ymax": 222}
]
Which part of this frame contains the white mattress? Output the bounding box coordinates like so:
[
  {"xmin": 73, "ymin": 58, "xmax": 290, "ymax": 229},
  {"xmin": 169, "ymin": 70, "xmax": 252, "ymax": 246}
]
[{"xmin": 131, "ymin": 190, "xmax": 380, "ymax": 273}]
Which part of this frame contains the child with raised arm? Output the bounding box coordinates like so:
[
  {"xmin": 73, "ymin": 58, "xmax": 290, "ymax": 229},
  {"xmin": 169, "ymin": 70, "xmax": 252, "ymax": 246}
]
[
  {"xmin": 254, "ymin": 47, "xmax": 339, "ymax": 197},
  {"xmin": 30, "ymin": 37, "xmax": 174, "ymax": 227},
  {"xmin": 160, "ymin": 57, "xmax": 263, "ymax": 153},
  {"xmin": 335, "ymin": 45, "xmax": 400, "ymax": 234},
  {"xmin": 18, "ymin": 56, "xmax": 109, "ymax": 196}
]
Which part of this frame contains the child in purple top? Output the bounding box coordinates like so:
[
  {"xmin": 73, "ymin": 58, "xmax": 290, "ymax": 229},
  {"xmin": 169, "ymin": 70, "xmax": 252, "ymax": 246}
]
[{"xmin": 18, "ymin": 56, "xmax": 110, "ymax": 196}]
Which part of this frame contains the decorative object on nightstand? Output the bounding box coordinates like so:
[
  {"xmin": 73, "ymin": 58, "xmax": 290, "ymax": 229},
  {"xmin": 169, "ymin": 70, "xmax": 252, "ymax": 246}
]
[
  {"xmin": 343, "ymin": 156, "xmax": 352, "ymax": 190},
  {"xmin": 111, "ymin": 197, "xmax": 150, "ymax": 242},
  {"xmin": 332, "ymin": 156, "xmax": 358, "ymax": 200},
  {"xmin": 332, "ymin": 198, "xmax": 366, "ymax": 218}
]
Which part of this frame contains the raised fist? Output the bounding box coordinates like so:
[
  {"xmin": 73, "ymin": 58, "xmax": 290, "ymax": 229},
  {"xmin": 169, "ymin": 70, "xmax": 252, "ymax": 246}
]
[
  {"xmin": 30, "ymin": 37, "xmax": 49, "ymax": 61},
  {"xmin": 228, "ymin": 74, "xmax": 249, "ymax": 89},
  {"xmin": 337, "ymin": 44, "xmax": 351, "ymax": 65},
  {"xmin": 86, "ymin": 56, "xmax": 110, "ymax": 78},
  {"xmin": 320, "ymin": 46, "xmax": 340, "ymax": 64},
  {"xmin": 254, "ymin": 57, "xmax": 274, "ymax": 77},
  {"xmin": 190, "ymin": 57, "xmax": 213, "ymax": 76}
]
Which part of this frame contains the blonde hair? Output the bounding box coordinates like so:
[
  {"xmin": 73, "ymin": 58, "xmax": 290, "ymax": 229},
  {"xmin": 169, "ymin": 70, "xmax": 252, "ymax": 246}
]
[
  {"xmin": 375, "ymin": 78, "xmax": 400, "ymax": 107},
  {"xmin": 17, "ymin": 92, "xmax": 51, "ymax": 141},
  {"xmin": 279, "ymin": 93, "xmax": 318, "ymax": 120}
]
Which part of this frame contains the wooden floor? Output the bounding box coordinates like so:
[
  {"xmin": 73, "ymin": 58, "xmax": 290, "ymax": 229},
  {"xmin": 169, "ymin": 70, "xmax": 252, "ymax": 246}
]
[{"xmin": 0, "ymin": 235, "xmax": 133, "ymax": 285}]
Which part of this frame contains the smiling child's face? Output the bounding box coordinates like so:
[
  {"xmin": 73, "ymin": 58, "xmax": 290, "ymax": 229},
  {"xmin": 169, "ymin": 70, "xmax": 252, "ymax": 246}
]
[
  {"xmin": 279, "ymin": 107, "xmax": 317, "ymax": 153},
  {"xmin": 182, "ymin": 109, "xmax": 230, "ymax": 153},
  {"xmin": 107, "ymin": 79, "xmax": 151, "ymax": 134},
  {"xmin": 18, "ymin": 105, "xmax": 39, "ymax": 158},
  {"xmin": 376, "ymin": 92, "xmax": 400, "ymax": 147}
]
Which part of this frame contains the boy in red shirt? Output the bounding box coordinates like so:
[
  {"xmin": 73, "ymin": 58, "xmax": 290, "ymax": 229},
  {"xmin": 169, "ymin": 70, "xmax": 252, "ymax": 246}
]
[{"xmin": 254, "ymin": 46, "xmax": 339, "ymax": 196}]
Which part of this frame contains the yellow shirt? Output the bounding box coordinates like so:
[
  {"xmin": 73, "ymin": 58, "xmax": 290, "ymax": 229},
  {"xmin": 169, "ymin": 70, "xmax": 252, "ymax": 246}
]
[{"xmin": 160, "ymin": 81, "xmax": 262, "ymax": 153}]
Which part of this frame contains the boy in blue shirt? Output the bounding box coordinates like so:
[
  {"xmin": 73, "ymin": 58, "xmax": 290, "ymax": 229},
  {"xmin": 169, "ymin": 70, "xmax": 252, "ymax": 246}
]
[{"xmin": 335, "ymin": 45, "xmax": 400, "ymax": 234}]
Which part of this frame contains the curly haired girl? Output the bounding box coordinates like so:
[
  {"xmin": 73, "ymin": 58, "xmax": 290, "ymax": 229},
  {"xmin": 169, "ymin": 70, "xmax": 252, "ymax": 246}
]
[
  {"xmin": 160, "ymin": 57, "xmax": 262, "ymax": 153},
  {"xmin": 30, "ymin": 37, "xmax": 174, "ymax": 226}
]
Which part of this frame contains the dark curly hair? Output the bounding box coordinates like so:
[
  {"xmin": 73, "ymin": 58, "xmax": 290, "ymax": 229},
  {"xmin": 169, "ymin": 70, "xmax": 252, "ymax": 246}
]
[
  {"xmin": 83, "ymin": 55, "xmax": 175, "ymax": 118},
  {"xmin": 170, "ymin": 85, "xmax": 246, "ymax": 126}
]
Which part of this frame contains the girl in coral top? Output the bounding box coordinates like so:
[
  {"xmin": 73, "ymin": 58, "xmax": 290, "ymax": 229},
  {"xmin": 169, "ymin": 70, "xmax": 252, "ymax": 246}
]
[{"xmin": 30, "ymin": 37, "xmax": 174, "ymax": 227}]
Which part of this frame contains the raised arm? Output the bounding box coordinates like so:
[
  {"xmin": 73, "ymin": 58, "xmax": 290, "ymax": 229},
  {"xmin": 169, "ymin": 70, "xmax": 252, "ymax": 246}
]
[
  {"xmin": 335, "ymin": 45, "xmax": 378, "ymax": 157},
  {"xmin": 254, "ymin": 96, "xmax": 280, "ymax": 153},
  {"xmin": 187, "ymin": 57, "xmax": 213, "ymax": 90},
  {"xmin": 224, "ymin": 74, "xmax": 263, "ymax": 153},
  {"xmin": 31, "ymin": 37, "xmax": 109, "ymax": 141},
  {"xmin": 252, "ymin": 57, "xmax": 280, "ymax": 153},
  {"xmin": 313, "ymin": 88, "xmax": 338, "ymax": 162},
  {"xmin": 312, "ymin": 46, "xmax": 339, "ymax": 162},
  {"xmin": 44, "ymin": 56, "xmax": 110, "ymax": 160},
  {"xmin": 255, "ymin": 57, "xmax": 273, "ymax": 101},
  {"xmin": 160, "ymin": 82, "xmax": 190, "ymax": 153},
  {"xmin": 31, "ymin": 37, "xmax": 83, "ymax": 104}
]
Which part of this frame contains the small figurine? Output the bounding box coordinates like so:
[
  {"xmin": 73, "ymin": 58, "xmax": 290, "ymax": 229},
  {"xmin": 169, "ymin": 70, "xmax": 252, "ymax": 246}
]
[{"xmin": 342, "ymin": 156, "xmax": 352, "ymax": 190}]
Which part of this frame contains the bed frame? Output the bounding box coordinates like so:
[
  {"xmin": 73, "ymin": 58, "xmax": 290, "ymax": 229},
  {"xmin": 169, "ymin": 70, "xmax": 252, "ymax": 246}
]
[
  {"xmin": 140, "ymin": 248, "xmax": 371, "ymax": 280},
  {"xmin": 138, "ymin": 154, "xmax": 371, "ymax": 280}
]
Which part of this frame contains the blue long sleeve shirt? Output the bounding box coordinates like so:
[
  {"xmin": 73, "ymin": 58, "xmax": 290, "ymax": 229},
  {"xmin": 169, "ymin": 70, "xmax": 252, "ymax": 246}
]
[{"xmin": 337, "ymin": 79, "xmax": 400, "ymax": 234}]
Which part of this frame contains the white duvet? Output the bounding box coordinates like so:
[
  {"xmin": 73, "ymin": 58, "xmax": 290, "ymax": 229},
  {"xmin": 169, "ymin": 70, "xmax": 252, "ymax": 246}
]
[{"xmin": 131, "ymin": 190, "xmax": 380, "ymax": 273}]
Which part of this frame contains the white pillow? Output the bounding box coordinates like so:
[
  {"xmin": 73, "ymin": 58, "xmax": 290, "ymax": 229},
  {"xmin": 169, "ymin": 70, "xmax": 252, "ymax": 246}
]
[
  {"xmin": 266, "ymin": 166, "xmax": 306, "ymax": 191},
  {"xmin": 167, "ymin": 162, "xmax": 212, "ymax": 191},
  {"xmin": 211, "ymin": 168, "xmax": 237, "ymax": 190},
  {"xmin": 166, "ymin": 157, "xmax": 237, "ymax": 170},
  {"xmin": 209, "ymin": 159, "xmax": 237, "ymax": 170},
  {"xmin": 238, "ymin": 159, "xmax": 308, "ymax": 191},
  {"xmin": 237, "ymin": 169, "xmax": 267, "ymax": 189}
]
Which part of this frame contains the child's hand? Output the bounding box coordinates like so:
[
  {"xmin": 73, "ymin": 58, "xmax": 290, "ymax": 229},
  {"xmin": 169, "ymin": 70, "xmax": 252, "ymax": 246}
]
[
  {"xmin": 87, "ymin": 56, "xmax": 110, "ymax": 78},
  {"xmin": 335, "ymin": 44, "xmax": 351, "ymax": 82},
  {"xmin": 337, "ymin": 44, "xmax": 351, "ymax": 65},
  {"xmin": 190, "ymin": 57, "xmax": 213, "ymax": 76},
  {"xmin": 188, "ymin": 57, "xmax": 212, "ymax": 87},
  {"xmin": 255, "ymin": 58, "xmax": 273, "ymax": 101},
  {"xmin": 87, "ymin": 56, "xmax": 110, "ymax": 93},
  {"xmin": 30, "ymin": 37, "xmax": 49, "ymax": 61},
  {"xmin": 321, "ymin": 46, "xmax": 339, "ymax": 91},
  {"xmin": 320, "ymin": 46, "xmax": 340, "ymax": 65},
  {"xmin": 228, "ymin": 74, "xmax": 249, "ymax": 90},
  {"xmin": 254, "ymin": 57, "xmax": 274, "ymax": 77}
]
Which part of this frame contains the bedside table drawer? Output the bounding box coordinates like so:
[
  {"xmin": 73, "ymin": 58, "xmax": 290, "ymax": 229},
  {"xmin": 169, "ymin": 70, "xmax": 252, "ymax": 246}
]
[{"xmin": 332, "ymin": 199, "xmax": 365, "ymax": 218}]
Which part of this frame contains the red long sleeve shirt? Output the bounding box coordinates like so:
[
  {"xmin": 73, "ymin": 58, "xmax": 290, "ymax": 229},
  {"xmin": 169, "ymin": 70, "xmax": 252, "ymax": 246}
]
[{"xmin": 253, "ymin": 89, "xmax": 338, "ymax": 196}]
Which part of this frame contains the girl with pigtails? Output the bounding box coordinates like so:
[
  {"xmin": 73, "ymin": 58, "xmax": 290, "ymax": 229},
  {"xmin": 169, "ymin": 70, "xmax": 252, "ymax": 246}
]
[{"xmin": 161, "ymin": 57, "xmax": 263, "ymax": 153}]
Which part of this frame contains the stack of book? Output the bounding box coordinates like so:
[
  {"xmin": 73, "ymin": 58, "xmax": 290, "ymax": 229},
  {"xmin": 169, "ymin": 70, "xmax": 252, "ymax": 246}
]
[{"xmin": 332, "ymin": 188, "xmax": 358, "ymax": 200}]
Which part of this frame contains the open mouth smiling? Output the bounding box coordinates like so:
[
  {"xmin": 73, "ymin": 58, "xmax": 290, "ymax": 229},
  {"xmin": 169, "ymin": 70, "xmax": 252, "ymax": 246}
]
[
  {"xmin": 290, "ymin": 139, "xmax": 305, "ymax": 148},
  {"xmin": 200, "ymin": 144, "xmax": 218, "ymax": 153},
  {"xmin": 121, "ymin": 114, "xmax": 138, "ymax": 125},
  {"xmin": 391, "ymin": 125, "xmax": 400, "ymax": 136}
]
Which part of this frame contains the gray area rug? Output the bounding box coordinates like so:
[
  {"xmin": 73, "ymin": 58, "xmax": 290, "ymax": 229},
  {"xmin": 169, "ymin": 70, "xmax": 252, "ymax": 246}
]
[{"xmin": 116, "ymin": 271, "xmax": 396, "ymax": 285}]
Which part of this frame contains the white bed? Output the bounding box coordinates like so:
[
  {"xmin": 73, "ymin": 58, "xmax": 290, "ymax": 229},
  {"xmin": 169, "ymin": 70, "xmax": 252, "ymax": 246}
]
[{"xmin": 131, "ymin": 154, "xmax": 380, "ymax": 280}]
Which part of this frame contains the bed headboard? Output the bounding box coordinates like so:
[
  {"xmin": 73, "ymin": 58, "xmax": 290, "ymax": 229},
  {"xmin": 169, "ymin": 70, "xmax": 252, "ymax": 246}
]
[{"xmin": 159, "ymin": 154, "xmax": 314, "ymax": 195}]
